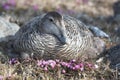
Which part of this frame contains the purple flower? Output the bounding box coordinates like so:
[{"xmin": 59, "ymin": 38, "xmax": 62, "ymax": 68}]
[
  {"xmin": 76, "ymin": 0, "xmax": 81, "ymax": 4},
  {"xmin": 2, "ymin": 3, "xmax": 11, "ymax": 10},
  {"xmin": 33, "ymin": 5, "xmax": 39, "ymax": 11},
  {"xmin": 9, "ymin": 58, "xmax": 18, "ymax": 65},
  {"xmin": 79, "ymin": 63, "xmax": 84, "ymax": 71},
  {"xmin": 37, "ymin": 60, "xmax": 43, "ymax": 66},
  {"xmin": 82, "ymin": 0, "xmax": 88, "ymax": 4},
  {"xmin": 55, "ymin": 59, "xmax": 60, "ymax": 63},
  {"xmin": 2, "ymin": 0, "xmax": 16, "ymax": 10},
  {"xmin": 56, "ymin": 8, "xmax": 64, "ymax": 14},
  {"xmin": 8, "ymin": 0, "xmax": 16, "ymax": 6},
  {"xmin": 68, "ymin": 10, "xmax": 75, "ymax": 15},
  {"xmin": 62, "ymin": 69, "xmax": 66, "ymax": 74},
  {"xmin": 47, "ymin": 60, "xmax": 56, "ymax": 69},
  {"xmin": 86, "ymin": 63, "xmax": 94, "ymax": 68},
  {"xmin": 42, "ymin": 60, "xmax": 48, "ymax": 65},
  {"xmin": 70, "ymin": 59, "xmax": 76, "ymax": 63},
  {"xmin": 37, "ymin": 60, "xmax": 48, "ymax": 67},
  {"xmin": 72, "ymin": 67, "xmax": 76, "ymax": 70},
  {"xmin": 0, "ymin": 75, "xmax": 3, "ymax": 80},
  {"xmin": 37, "ymin": 60, "xmax": 57, "ymax": 69},
  {"xmin": 61, "ymin": 62, "xmax": 70, "ymax": 67},
  {"xmin": 74, "ymin": 65, "xmax": 80, "ymax": 70},
  {"xmin": 44, "ymin": 66, "xmax": 48, "ymax": 71}
]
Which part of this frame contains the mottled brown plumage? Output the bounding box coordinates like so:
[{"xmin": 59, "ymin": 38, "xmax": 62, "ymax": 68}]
[{"xmin": 12, "ymin": 11, "xmax": 105, "ymax": 60}]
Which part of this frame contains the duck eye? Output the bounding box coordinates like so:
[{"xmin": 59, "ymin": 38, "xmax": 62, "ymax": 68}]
[{"xmin": 48, "ymin": 17, "xmax": 54, "ymax": 22}]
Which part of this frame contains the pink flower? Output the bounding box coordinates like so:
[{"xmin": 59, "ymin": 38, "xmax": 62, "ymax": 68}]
[
  {"xmin": 56, "ymin": 8, "xmax": 64, "ymax": 14},
  {"xmin": 55, "ymin": 59, "xmax": 60, "ymax": 63},
  {"xmin": 44, "ymin": 66, "xmax": 48, "ymax": 71},
  {"xmin": 33, "ymin": 5, "xmax": 39, "ymax": 11},
  {"xmin": 42, "ymin": 60, "xmax": 48, "ymax": 65},
  {"xmin": 79, "ymin": 63, "xmax": 84, "ymax": 71},
  {"xmin": 9, "ymin": 58, "xmax": 18, "ymax": 65},
  {"xmin": 37, "ymin": 60, "xmax": 57, "ymax": 69},
  {"xmin": 82, "ymin": 0, "xmax": 88, "ymax": 4},
  {"xmin": 72, "ymin": 67, "xmax": 76, "ymax": 70},
  {"xmin": 61, "ymin": 62, "xmax": 70, "ymax": 67},
  {"xmin": 0, "ymin": 75, "xmax": 3, "ymax": 80},
  {"xmin": 76, "ymin": 0, "xmax": 81, "ymax": 4},
  {"xmin": 47, "ymin": 60, "xmax": 56, "ymax": 69},
  {"xmin": 86, "ymin": 63, "xmax": 94, "ymax": 68},
  {"xmin": 62, "ymin": 69, "xmax": 66, "ymax": 74},
  {"xmin": 8, "ymin": 0, "xmax": 16, "ymax": 6},
  {"xmin": 69, "ymin": 65, "xmax": 73, "ymax": 69},
  {"xmin": 74, "ymin": 65, "xmax": 80, "ymax": 70},
  {"xmin": 37, "ymin": 60, "xmax": 43, "ymax": 66},
  {"xmin": 70, "ymin": 59, "xmax": 76, "ymax": 63},
  {"xmin": 56, "ymin": 64, "xmax": 61, "ymax": 67},
  {"xmin": 2, "ymin": 3, "xmax": 11, "ymax": 10},
  {"xmin": 68, "ymin": 10, "xmax": 75, "ymax": 15}
]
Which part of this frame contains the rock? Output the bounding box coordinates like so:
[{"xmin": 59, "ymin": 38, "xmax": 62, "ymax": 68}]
[
  {"xmin": 113, "ymin": 1, "xmax": 120, "ymax": 17},
  {"xmin": 104, "ymin": 44, "xmax": 120, "ymax": 69},
  {"xmin": 0, "ymin": 16, "xmax": 20, "ymax": 42},
  {"xmin": 108, "ymin": 1, "xmax": 120, "ymax": 23}
]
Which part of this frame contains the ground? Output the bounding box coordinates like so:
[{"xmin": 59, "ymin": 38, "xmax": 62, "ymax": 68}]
[{"xmin": 0, "ymin": 0, "xmax": 120, "ymax": 80}]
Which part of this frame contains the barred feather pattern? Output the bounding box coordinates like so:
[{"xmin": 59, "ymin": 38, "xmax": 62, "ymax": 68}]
[
  {"xmin": 56, "ymin": 15, "xmax": 94, "ymax": 59},
  {"xmin": 13, "ymin": 12, "xmax": 98, "ymax": 60}
]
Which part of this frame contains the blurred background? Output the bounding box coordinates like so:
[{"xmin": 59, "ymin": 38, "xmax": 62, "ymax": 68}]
[{"xmin": 0, "ymin": 0, "xmax": 120, "ymax": 44}]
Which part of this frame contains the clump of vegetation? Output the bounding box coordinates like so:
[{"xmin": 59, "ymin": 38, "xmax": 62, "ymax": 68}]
[{"xmin": 0, "ymin": 58, "xmax": 118, "ymax": 80}]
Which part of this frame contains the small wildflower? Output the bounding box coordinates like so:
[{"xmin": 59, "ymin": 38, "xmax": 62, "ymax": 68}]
[
  {"xmin": 82, "ymin": 0, "xmax": 88, "ymax": 4},
  {"xmin": 37, "ymin": 60, "xmax": 43, "ymax": 66},
  {"xmin": 68, "ymin": 10, "xmax": 75, "ymax": 15},
  {"xmin": 33, "ymin": 4, "xmax": 39, "ymax": 11},
  {"xmin": 72, "ymin": 67, "xmax": 76, "ymax": 70},
  {"xmin": 8, "ymin": 0, "xmax": 16, "ymax": 6},
  {"xmin": 76, "ymin": 0, "xmax": 81, "ymax": 4},
  {"xmin": 9, "ymin": 58, "xmax": 18, "ymax": 65},
  {"xmin": 0, "ymin": 75, "xmax": 3, "ymax": 80},
  {"xmin": 69, "ymin": 65, "xmax": 72, "ymax": 69},
  {"xmin": 94, "ymin": 64, "xmax": 99, "ymax": 69},
  {"xmin": 79, "ymin": 63, "xmax": 84, "ymax": 71},
  {"xmin": 87, "ymin": 63, "xmax": 93, "ymax": 68},
  {"xmin": 56, "ymin": 64, "xmax": 61, "ymax": 67},
  {"xmin": 42, "ymin": 60, "xmax": 48, "ymax": 65},
  {"xmin": 62, "ymin": 69, "xmax": 66, "ymax": 74},
  {"xmin": 55, "ymin": 59, "xmax": 60, "ymax": 63},
  {"xmin": 56, "ymin": 8, "xmax": 63, "ymax": 14},
  {"xmin": 70, "ymin": 59, "xmax": 76, "ymax": 63},
  {"xmin": 48, "ymin": 60, "xmax": 56, "ymax": 69},
  {"xmin": 74, "ymin": 65, "xmax": 80, "ymax": 70},
  {"xmin": 61, "ymin": 62, "xmax": 71, "ymax": 68},
  {"xmin": 2, "ymin": 3, "xmax": 11, "ymax": 10},
  {"xmin": 44, "ymin": 66, "xmax": 48, "ymax": 71}
]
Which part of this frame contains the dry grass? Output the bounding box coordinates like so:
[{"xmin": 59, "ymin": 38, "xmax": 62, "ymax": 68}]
[
  {"xmin": 0, "ymin": 58, "xmax": 119, "ymax": 80},
  {"xmin": 0, "ymin": 0, "xmax": 120, "ymax": 80}
]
